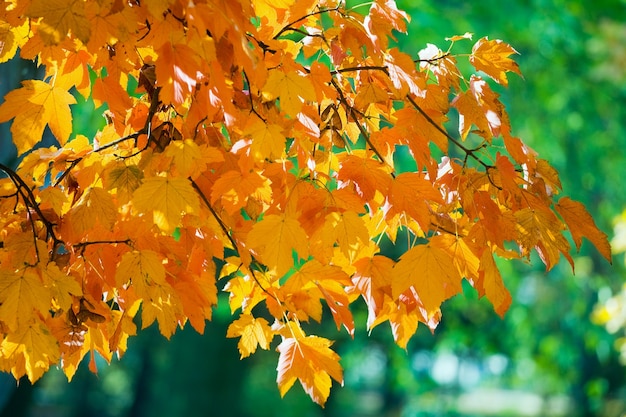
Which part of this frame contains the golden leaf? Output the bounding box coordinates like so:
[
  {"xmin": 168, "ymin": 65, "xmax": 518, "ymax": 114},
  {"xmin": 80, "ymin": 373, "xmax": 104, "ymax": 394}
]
[
  {"xmin": 470, "ymin": 37, "xmax": 522, "ymax": 86},
  {"xmin": 247, "ymin": 214, "xmax": 309, "ymax": 277},
  {"xmin": 132, "ymin": 176, "xmax": 200, "ymax": 233},
  {"xmin": 276, "ymin": 335, "xmax": 343, "ymax": 406},
  {"xmin": 0, "ymin": 80, "xmax": 76, "ymax": 155},
  {"xmin": 226, "ymin": 313, "xmax": 274, "ymax": 358}
]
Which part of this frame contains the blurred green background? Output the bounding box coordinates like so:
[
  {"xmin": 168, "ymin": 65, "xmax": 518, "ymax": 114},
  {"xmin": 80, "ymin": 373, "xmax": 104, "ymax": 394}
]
[{"xmin": 1, "ymin": 0, "xmax": 626, "ymax": 416}]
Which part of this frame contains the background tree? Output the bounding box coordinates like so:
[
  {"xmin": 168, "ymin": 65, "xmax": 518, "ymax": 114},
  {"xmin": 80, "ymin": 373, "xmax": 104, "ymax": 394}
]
[{"xmin": 0, "ymin": 0, "xmax": 607, "ymax": 412}]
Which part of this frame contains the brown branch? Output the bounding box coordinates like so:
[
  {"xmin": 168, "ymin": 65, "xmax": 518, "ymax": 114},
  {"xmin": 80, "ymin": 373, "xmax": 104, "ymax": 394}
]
[
  {"xmin": 273, "ymin": 6, "xmax": 341, "ymax": 40},
  {"xmin": 329, "ymin": 78, "xmax": 394, "ymax": 175},
  {"xmin": 54, "ymin": 87, "xmax": 162, "ymax": 187},
  {"xmin": 0, "ymin": 163, "xmax": 64, "ymax": 263}
]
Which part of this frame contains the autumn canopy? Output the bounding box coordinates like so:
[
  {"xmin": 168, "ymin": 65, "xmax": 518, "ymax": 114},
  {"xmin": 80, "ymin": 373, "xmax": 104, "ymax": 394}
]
[{"xmin": 0, "ymin": 0, "xmax": 611, "ymax": 406}]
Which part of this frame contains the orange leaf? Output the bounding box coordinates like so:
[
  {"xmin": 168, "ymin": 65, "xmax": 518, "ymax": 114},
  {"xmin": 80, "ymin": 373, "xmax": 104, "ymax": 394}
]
[
  {"xmin": 337, "ymin": 154, "xmax": 392, "ymax": 202},
  {"xmin": 392, "ymin": 240, "xmax": 462, "ymax": 316},
  {"xmin": 470, "ymin": 37, "xmax": 522, "ymax": 86},
  {"xmin": 478, "ymin": 250, "xmax": 512, "ymax": 317},
  {"xmin": 276, "ymin": 335, "xmax": 343, "ymax": 406},
  {"xmin": 452, "ymin": 75, "xmax": 506, "ymax": 140},
  {"xmin": 556, "ymin": 197, "xmax": 612, "ymax": 263}
]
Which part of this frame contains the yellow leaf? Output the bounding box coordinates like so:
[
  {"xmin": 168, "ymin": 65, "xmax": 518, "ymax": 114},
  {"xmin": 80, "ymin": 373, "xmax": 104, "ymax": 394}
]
[
  {"xmin": 0, "ymin": 20, "xmax": 29, "ymax": 63},
  {"xmin": 263, "ymin": 68, "xmax": 315, "ymax": 117},
  {"xmin": 314, "ymin": 211, "xmax": 369, "ymax": 262},
  {"xmin": 1, "ymin": 318, "xmax": 60, "ymax": 383},
  {"xmin": 115, "ymin": 250, "xmax": 180, "ymax": 338},
  {"xmin": 132, "ymin": 176, "xmax": 200, "ymax": 233},
  {"xmin": 115, "ymin": 250, "xmax": 167, "ymax": 290},
  {"xmin": 470, "ymin": 37, "xmax": 522, "ymax": 86},
  {"xmin": 140, "ymin": 283, "xmax": 182, "ymax": 339},
  {"xmin": 0, "ymin": 269, "xmax": 51, "ymax": 331},
  {"xmin": 556, "ymin": 197, "xmax": 612, "ymax": 264},
  {"xmin": 165, "ymin": 140, "xmax": 223, "ymax": 179},
  {"xmin": 243, "ymin": 118, "xmax": 286, "ymax": 160},
  {"xmin": 41, "ymin": 263, "xmax": 82, "ymax": 312},
  {"xmin": 68, "ymin": 187, "xmax": 117, "ymax": 236},
  {"xmin": 392, "ymin": 241, "xmax": 462, "ymax": 316},
  {"xmin": 27, "ymin": 0, "xmax": 90, "ymax": 44},
  {"xmin": 106, "ymin": 163, "xmax": 144, "ymax": 202},
  {"xmin": 226, "ymin": 313, "xmax": 273, "ymax": 358},
  {"xmin": 276, "ymin": 335, "xmax": 343, "ymax": 406},
  {"xmin": 0, "ymin": 80, "xmax": 76, "ymax": 155},
  {"xmin": 247, "ymin": 214, "xmax": 309, "ymax": 277}
]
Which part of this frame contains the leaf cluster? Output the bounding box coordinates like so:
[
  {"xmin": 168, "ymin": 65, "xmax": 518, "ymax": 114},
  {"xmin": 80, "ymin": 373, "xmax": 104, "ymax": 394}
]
[{"xmin": 0, "ymin": 0, "xmax": 610, "ymax": 405}]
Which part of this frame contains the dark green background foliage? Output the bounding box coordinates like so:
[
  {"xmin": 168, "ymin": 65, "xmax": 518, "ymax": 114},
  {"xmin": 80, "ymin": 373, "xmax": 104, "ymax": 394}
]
[{"xmin": 1, "ymin": 1, "xmax": 626, "ymax": 416}]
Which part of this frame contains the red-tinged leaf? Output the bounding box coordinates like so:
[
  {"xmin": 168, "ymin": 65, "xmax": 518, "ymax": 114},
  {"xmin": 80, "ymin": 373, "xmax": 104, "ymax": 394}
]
[
  {"xmin": 276, "ymin": 335, "xmax": 343, "ymax": 406},
  {"xmin": 514, "ymin": 206, "xmax": 573, "ymax": 270},
  {"xmin": 470, "ymin": 37, "xmax": 522, "ymax": 86},
  {"xmin": 210, "ymin": 170, "xmax": 272, "ymax": 216},
  {"xmin": 156, "ymin": 41, "xmax": 201, "ymax": 108},
  {"xmin": 556, "ymin": 197, "xmax": 612, "ymax": 263}
]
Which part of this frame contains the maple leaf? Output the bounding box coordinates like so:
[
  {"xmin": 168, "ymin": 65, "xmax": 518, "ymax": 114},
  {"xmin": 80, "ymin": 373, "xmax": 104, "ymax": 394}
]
[
  {"xmin": 27, "ymin": 0, "xmax": 91, "ymax": 44},
  {"xmin": 0, "ymin": 20, "xmax": 29, "ymax": 63},
  {"xmin": 556, "ymin": 197, "xmax": 612, "ymax": 263},
  {"xmin": 226, "ymin": 313, "xmax": 274, "ymax": 358},
  {"xmin": 247, "ymin": 214, "xmax": 309, "ymax": 277},
  {"xmin": 0, "ymin": 80, "xmax": 76, "ymax": 155},
  {"xmin": 243, "ymin": 118, "xmax": 287, "ymax": 161},
  {"xmin": 276, "ymin": 335, "xmax": 343, "ymax": 406},
  {"xmin": 470, "ymin": 37, "xmax": 522, "ymax": 86},
  {"xmin": 263, "ymin": 67, "xmax": 316, "ymax": 117},
  {"xmin": 0, "ymin": 0, "xmax": 613, "ymax": 400},
  {"xmin": 392, "ymin": 240, "xmax": 463, "ymax": 316},
  {"xmin": 1, "ymin": 318, "xmax": 60, "ymax": 382},
  {"xmin": 67, "ymin": 187, "xmax": 117, "ymax": 237},
  {"xmin": 477, "ymin": 250, "xmax": 512, "ymax": 317},
  {"xmin": 452, "ymin": 75, "xmax": 506, "ymax": 140},
  {"xmin": 132, "ymin": 176, "xmax": 200, "ymax": 233},
  {"xmin": 0, "ymin": 269, "xmax": 51, "ymax": 332},
  {"xmin": 41, "ymin": 263, "xmax": 82, "ymax": 312},
  {"xmin": 352, "ymin": 255, "xmax": 394, "ymax": 329}
]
